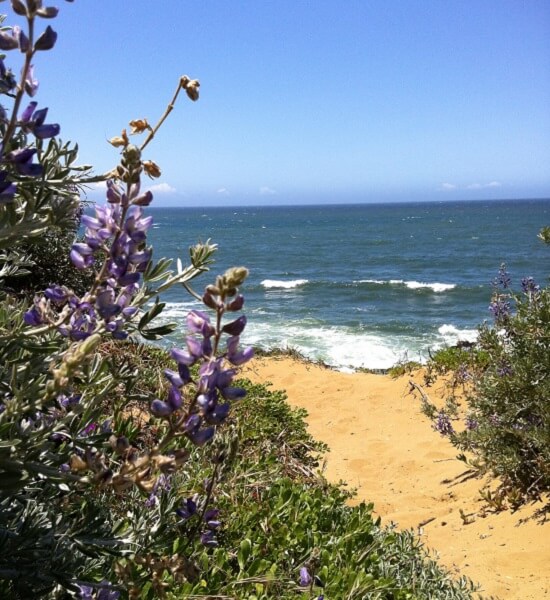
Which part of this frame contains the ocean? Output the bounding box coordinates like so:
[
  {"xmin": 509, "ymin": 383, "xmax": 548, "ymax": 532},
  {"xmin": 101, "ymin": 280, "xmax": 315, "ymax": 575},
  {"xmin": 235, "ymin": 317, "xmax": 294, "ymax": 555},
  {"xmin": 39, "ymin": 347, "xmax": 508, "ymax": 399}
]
[{"xmin": 146, "ymin": 199, "xmax": 550, "ymax": 370}]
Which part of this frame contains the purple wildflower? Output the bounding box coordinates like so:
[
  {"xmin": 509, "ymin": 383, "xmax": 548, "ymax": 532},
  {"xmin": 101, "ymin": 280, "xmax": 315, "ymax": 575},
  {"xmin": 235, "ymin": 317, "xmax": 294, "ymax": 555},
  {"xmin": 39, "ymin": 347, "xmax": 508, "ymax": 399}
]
[
  {"xmin": 497, "ymin": 363, "xmax": 513, "ymax": 377},
  {"xmin": 465, "ymin": 415, "xmax": 478, "ymax": 431},
  {"xmin": 521, "ymin": 277, "xmax": 539, "ymax": 295},
  {"xmin": 4, "ymin": 147, "xmax": 42, "ymax": 176},
  {"xmin": 489, "ymin": 298, "xmax": 510, "ymax": 323},
  {"xmin": 19, "ymin": 102, "xmax": 60, "ymax": 139},
  {"xmin": 200, "ymin": 529, "xmax": 218, "ymax": 548},
  {"xmin": 299, "ymin": 566, "xmax": 312, "ymax": 587},
  {"xmin": 0, "ymin": 171, "xmax": 16, "ymax": 203},
  {"xmin": 23, "ymin": 64, "xmax": 39, "ymax": 96},
  {"xmin": 176, "ymin": 497, "xmax": 197, "ymax": 520},
  {"xmin": 33, "ymin": 25, "xmax": 57, "ymax": 51},
  {"xmin": 433, "ymin": 411, "xmax": 454, "ymax": 436},
  {"xmin": 493, "ymin": 264, "xmax": 511, "ymax": 289}
]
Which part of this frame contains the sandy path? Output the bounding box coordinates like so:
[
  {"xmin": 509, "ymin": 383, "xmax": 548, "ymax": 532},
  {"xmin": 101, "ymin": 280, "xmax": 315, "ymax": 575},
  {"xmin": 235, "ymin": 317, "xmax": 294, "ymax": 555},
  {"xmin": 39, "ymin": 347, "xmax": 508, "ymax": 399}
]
[{"xmin": 243, "ymin": 356, "xmax": 549, "ymax": 600}]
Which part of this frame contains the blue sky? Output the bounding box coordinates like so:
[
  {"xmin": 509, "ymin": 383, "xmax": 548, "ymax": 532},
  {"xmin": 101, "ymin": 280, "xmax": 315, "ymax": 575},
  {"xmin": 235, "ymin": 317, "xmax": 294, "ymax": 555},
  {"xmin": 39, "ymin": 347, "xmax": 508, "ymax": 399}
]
[{"xmin": 18, "ymin": 1, "xmax": 550, "ymax": 205}]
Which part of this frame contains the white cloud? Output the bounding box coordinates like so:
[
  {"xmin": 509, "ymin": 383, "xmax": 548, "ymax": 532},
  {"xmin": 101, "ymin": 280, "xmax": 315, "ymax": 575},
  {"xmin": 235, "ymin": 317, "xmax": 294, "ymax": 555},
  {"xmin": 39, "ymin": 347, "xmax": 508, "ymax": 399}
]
[
  {"xmin": 439, "ymin": 183, "xmax": 457, "ymax": 191},
  {"xmin": 259, "ymin": 186, "xmax": 277, "ymax": 196},
  {"xmin": 147, "ymin": 182, "xmax": 176, "ymax": 194},
  {"xmin": 89, "ymin": 181, "xmax": 107, "ymax": 191},
  {"xmin": 467, "ymin": 181, "xmax": 502, "ymax": 190},
  {"xmin": 217, "ymin": 187, "xmax": 230, "ymax": 195}
]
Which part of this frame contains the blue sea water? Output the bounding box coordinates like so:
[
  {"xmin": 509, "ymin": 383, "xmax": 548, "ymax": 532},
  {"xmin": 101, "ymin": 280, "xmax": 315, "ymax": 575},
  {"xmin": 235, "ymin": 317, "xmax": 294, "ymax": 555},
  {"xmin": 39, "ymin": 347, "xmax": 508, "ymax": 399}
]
[{"xmin": 146, "ymin": 199, "xmax": 550, "ymax": 370}]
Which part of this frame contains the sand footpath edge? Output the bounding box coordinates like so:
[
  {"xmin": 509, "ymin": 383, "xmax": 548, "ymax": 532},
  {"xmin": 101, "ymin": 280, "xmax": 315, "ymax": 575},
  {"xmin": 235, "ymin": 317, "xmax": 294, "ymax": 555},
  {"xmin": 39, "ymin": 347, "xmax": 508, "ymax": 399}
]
[{"xmin": 243, "ymin": 356, "xmax": 549, "ymax": 600}]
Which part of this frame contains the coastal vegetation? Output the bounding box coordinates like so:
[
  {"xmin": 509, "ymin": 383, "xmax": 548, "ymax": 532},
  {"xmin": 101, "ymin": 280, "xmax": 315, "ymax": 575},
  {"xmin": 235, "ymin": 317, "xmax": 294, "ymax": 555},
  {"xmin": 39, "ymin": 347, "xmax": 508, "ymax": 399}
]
[
  {"xmin": 0, "ymin": 3, "xmax": 547, "ymax": 599},
  {"xmin": 419, "ymin": 265, "xmax": 549, "ymax": 503}
]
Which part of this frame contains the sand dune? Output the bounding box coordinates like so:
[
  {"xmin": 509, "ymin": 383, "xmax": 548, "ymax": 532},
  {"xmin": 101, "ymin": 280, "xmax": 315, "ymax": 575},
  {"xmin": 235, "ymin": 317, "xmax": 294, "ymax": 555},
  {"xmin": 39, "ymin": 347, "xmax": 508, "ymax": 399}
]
[{"xmin": 244, "ymin": 356, "xmax": 549, "ymax": 600}]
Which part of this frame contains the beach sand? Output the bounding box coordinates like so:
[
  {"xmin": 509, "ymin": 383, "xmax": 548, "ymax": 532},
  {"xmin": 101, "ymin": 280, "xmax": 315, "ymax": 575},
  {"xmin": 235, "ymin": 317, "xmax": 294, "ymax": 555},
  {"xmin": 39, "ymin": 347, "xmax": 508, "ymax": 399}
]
[{"xmin": 243, "ymin": 356, "xmax": 549, "ymax": 600}]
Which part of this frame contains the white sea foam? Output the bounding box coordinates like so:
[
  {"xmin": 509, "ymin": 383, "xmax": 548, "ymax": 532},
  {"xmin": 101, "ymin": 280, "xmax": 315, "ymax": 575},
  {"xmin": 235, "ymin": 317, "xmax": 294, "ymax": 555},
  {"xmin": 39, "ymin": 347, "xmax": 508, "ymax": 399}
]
[
  {"xmin": 356, "ymin": 279, "xmax": 456, "ymax": 293},
  {"xmin": 245, "ymin": 321, "xmax": 415, "ymax": 371},
  {"xmin": 437, "ymin": 324, "xmax": 478, "ymax": 345},
  {"xmin": 261, "ymin": 279, "xmax": 308, "ymax": 289}
]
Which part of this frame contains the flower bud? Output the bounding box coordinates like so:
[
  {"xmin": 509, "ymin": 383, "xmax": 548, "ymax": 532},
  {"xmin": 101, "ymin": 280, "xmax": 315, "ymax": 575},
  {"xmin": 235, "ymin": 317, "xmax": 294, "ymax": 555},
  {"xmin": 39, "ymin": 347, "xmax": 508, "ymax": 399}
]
[
  {"xmin": 34, "ymin": 25, "xmax": 57, "ymax": 51},
  {"xmin": 123, "ymin": 143, "xmax": 141, "ymax": 166},
  {"xmin": 109, "ymin": 134, "xmax": 128, "ymax": 148},
  {"xmin": 143, "ymin": 159, "xmax": 161, "ymax": 178},
  {"xmin": 11, "ymin": 1, "xmax": 28, "ymax": 17},
  {"xmin": 185, "ymin": 80, "xmax": 200, "ymax": 101},
  {"xmin": 77, "ymin": 333, "xmax": 101, "ymax": 357},
  {"xmin": 129, "ymin": 118, "xmax": 150, "ymax": 134},
  {"xmin": 223, "ymin": 267, "xmax": 249, "ymax": 289}
]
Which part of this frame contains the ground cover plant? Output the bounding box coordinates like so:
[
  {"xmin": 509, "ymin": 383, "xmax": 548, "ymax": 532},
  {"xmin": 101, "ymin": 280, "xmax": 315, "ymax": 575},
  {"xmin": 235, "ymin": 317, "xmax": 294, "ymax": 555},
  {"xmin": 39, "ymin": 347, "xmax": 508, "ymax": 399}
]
[{"xmin": 0, "ymin": 2, "xmax": 490, "ymax": 598}]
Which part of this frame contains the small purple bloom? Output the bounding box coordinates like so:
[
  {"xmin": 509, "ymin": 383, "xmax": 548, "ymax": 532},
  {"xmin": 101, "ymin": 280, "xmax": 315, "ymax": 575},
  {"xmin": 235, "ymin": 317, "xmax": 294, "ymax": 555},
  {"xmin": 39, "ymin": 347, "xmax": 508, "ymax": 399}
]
[
  {"xmin": 176, "ymin": 497, "xmax": 197, "ymax": 520},
  {"xmin": 433, "ymin": 411, "xmax": 454, "ymax": 436},
  {"xmin": 494, "ymin": 264, "xmax": 511, "ymax": 289},
  {"xmin": 34, "ymin": 25, "xmax": 57, "ymax": 51},
  {"xmin": 465, "ymin": 415, "xmax": 478, "ymax": 431},
  {"xmin": 521, "ymin": 277, "xmax": 539, "ymax": 295},
  {"xmin": 44, "ymin": 285, "xmax": 69, "ymax": 304},
  {"xmin": 171, "ymin": 347, "xmax": 196, "ymax": 366},
  {"xmin": 0, "ymin": 30, "xmax": 19, "ymax": 51},
  {"xmin": 497, "ymin": 363, "xmax": 513, "ymax": 377},
  {"xmin": 489, "ymin": 298, "xmax": 510, "ymax": 322},
  {"xmin": 222, "ymin": 315, "xmax": 247, "ymax": 336},
  {"xmin": 187, "ymin": 310, "xmax": 215, "ymax": 337},
  {"xmin": 151, "ymin": 399, "xmax": 173, "ymax": 417},
  {"xmin": 299, "ymin": 566, "xmax": 312, "ymax": 587},
  {"xmin": 0, "ymin": 173, "xmax": 16, "ymax": 203},
  {"xmin": 23, "ymin": 305, "xmax": 43, "ymax": 326},
  {"xmin": 200, "ymin": 529, "xmax": 218, "ymax": 548},
  {"xmin": 24, "ymin": 64, "xmax": 39, "ymax": 96}
]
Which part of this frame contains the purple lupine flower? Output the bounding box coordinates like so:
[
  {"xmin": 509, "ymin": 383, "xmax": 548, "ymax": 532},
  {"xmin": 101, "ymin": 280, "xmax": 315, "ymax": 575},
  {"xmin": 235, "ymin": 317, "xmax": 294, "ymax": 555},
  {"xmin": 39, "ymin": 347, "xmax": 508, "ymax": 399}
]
[
  {"xmin": 4, "ymin": 147, "xmax": 42, "ymax": 176},
  {"xmin": 34, "ymin": 25, "xmax": 57, "ymax": 51},
  {"xmin": 23, "ymin": 305, "xmax": 44, "ymax": 326},
  {"xmin": 222, "ymin": 315, "xmax": 247, "ymax": 336},
  {"xmin": 187, "ymin": 310, "xmax": 215, "ymax": 337},
  {"xmin": 299, "ymin": 567, "xmax": 312, "ymax": 587},
  {"xmin": 176, "ymin": 497, "xmax": 197, "ymax": 520},
  {"xmin": 150, "ymin": 398, "xmax": 173, "ymax": 417},
  {"xmin": 0, "ymin": 29, "xmax": 20, "ymax": 51},
  {"xmin": 76, "ymin": 584, "xmax": 94, "ymax": 600},
  {"xmin": 465, "ymin": 415, "xmax": 478, "ymax": 431},
  {"xmin": 19, "ymin": 102, "xmax": 59, "ymax": 138},
  {"xmin": 81, "ymin": 422, "xmax": 97, "ymax": 437},
  {"xmin": 489, "ymin": 298, "xmax": 510, "ymax": 322},
  {"xmin": 200, "ymin": 529, "xmax": 218, "ymax": 548},
  {"xmin": 433, "ymin": 411, "xmax": 454, "ymax": 436},
  {"xmin": 497, "ymin": 363, "xmax": 513, "ymax": 377},
  {"xmin": 521, "ymin": 277, "xmax": 539, "ymax": 295},
  {"xmin": 184, "ymin": 414, "xmax": 215, "ymax": 446},
  {"xmin": 44, "ymin": 285, "xmax": 70, "ymax": 304},
  {"xmin": 23, "ymin": 64, "xmax": 39, "ymax": 96},
  {"xmin": 0, "ymin": 171, "xmax": 16, "ymax": 203},
  {"xmin": 203, "ymin": 508, "xmax": 221, "ymax": 529},
  {"xmin": 70, "ymin": 243, "xmax": 95, "ymax": 270},
  {"xmin": 494, "ymin": 264, "xmax": 511, "ymax": 289}
]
